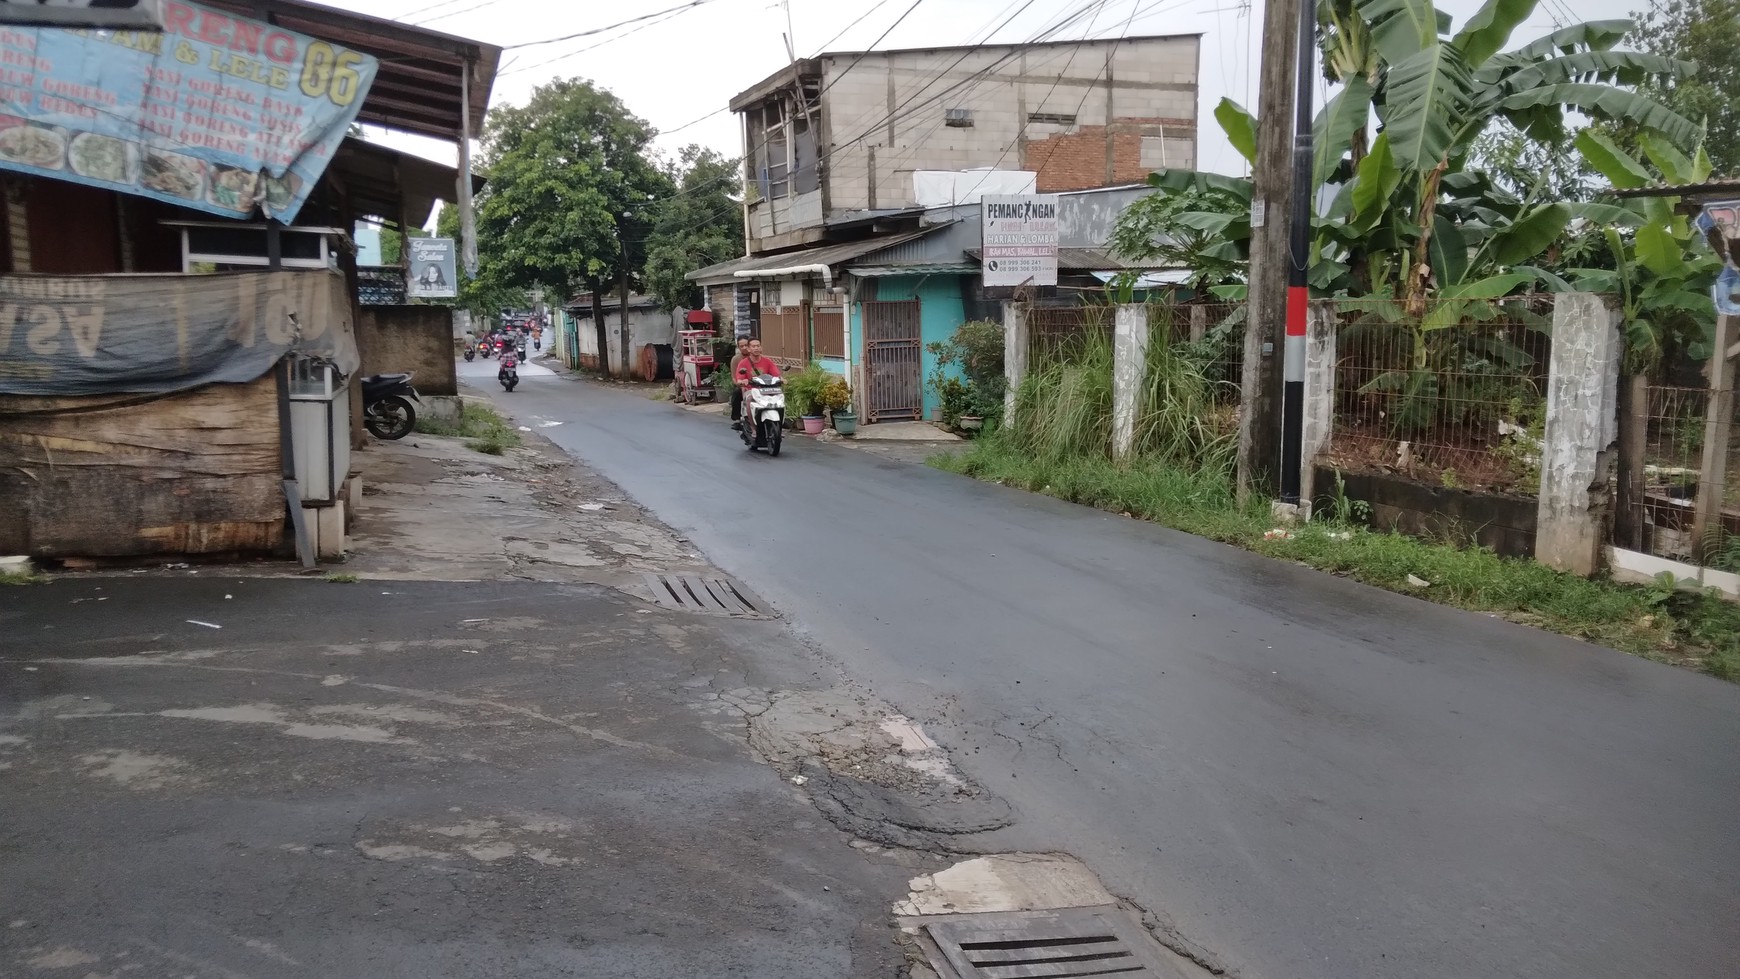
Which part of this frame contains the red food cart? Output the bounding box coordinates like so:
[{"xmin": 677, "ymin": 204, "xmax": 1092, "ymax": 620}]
[{"xmin": 675, "ymin": 311, "xmax": 717, "ymax": 405}]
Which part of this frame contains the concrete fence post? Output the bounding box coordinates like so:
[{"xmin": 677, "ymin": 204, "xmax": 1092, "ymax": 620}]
[
  {"xmin": 1299, "ymin": 301, "xmax": 1337, "ymax": 511},
  {"xmin": 1003, "ymin": 301, "xmax": 1029, "ymax": 417},
  {"xmin": 1113, "ymin": 304, "xmax": 1150, "ymax": 461},
  {"xmin": 1536, "ymin": 293, "xmax": 1622, "ymax": 576}
]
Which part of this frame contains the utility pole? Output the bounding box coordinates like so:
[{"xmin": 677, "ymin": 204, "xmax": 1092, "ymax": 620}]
[
  {"xmin": 1238, "ymin": 0, "xmax": 1300, "ymax": 500},
  {"xmin": 1279, "ymin": 0, "xmax": 1316, "ymax": 505},
  {"xmin": 618, "ymin": 211, "xmax": 632, "ymax": 380}
]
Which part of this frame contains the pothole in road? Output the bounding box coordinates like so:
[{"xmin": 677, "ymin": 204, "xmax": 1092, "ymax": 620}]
[{"xmin": 741, "ymin": 689, "xmax": 1013, "ymax": 850}]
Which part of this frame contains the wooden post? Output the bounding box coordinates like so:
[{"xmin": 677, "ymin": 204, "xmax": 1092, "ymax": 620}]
[
  {"xmin": 1189, "ymin": 303, "xmax": 1207, "ymax": 343},
  {"xmin": 1692, "ymin": 313, "xmax": 1737, "ymax": 559},
  {"xmin": 1614, "ymin": 373, "xmax": 1649, "ymax": 552}
]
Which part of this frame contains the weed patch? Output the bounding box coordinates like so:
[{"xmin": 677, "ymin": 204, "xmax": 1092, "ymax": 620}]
[{"xmin": 414, "ymin": 405, "xmax": 522, "ymax": 455}]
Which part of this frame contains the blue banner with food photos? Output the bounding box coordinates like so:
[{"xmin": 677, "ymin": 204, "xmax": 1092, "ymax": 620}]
[{"xmin": 0, "ymin": 0, "xmax": 376, "ymax": 222}]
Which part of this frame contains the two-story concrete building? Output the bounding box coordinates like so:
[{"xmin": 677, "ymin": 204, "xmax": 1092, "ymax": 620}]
[{"xmin": 688, "ymin": 34, "xmax": 1200, "ymax": 422}]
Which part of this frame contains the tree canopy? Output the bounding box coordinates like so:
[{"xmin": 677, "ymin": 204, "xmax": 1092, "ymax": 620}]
[
  {"xmin": 1628, "ymin": 0, "xmax": 1740, "ymax": 177},
  {"xmin": 642, "ymin": 145, "xmax": 743, "ymax": 311}
]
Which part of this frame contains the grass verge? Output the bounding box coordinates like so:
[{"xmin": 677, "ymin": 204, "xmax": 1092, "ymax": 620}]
[
  {"xmin": 1, "ymin": 570, "xmax": 43, "ymax": 585},
  {"xmin": 932, "ymin": 432, "xmax": 1740, "ymax": 681},
  {"xmin": 414, "ymin": 405, "xmax": 523, "ymax": 456}
]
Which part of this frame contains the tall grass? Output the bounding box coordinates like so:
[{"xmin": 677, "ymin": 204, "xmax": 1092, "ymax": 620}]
[{"xmin": 1003, "ymin": 320, "xmax": 1237, "ymax": 478}]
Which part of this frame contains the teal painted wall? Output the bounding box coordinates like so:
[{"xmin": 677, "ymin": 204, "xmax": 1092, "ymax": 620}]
[{"xmin": 857, "ymin": 274, "xmax": 968, "ymax": 419}]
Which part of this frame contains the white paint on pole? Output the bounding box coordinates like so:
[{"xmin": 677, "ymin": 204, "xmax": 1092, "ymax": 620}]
[{"xmin": 981, "ymin": 195, "xmax": 1060, "ymax": 287}]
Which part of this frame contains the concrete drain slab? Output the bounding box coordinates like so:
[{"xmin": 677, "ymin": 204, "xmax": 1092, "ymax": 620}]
[
  {"xmin": 642, "ymin": 573, "xmax": 773, "ymax": 618},
  {"xmin": 921, "ymin": 906, "xmax": 1176, "ymax": 978},
  {"xmin": 897, "ymin": 855, "xmax": 1214, "ymax": 979}
]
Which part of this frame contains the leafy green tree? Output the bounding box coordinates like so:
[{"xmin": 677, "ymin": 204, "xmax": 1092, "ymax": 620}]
[
  {"xmin": 1118, "ymin": 0, "xmax": 1697, "ymax": 307},
  {"xmin": 642, "ymin": 146, "xmax": 743, "ymax": 311},
  {"xmin": 1628, "ymin": 0, "xmax": 1740, "ymax": 177},
  {"xmin": 471, "ymin": 78, "xmax": 673, "ymax": 374}
]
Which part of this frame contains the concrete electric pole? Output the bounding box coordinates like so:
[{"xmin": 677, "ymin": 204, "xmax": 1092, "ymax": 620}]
[{"xmin": 1238, "ymin": 0, "xmax": 1301, "ymax": 500}]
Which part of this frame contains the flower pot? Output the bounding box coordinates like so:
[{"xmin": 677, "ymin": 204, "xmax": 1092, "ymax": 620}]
[
  {"xmin": 832, "ymin": 410, "xmax": 858, "ymax": 436},
  {"xmin": 959, "ymin": 415, "xmax": 985, "ymax": 431},
  {"xmin": 801, "ymin": 416, "xmax": 826, "ymax": 435}
]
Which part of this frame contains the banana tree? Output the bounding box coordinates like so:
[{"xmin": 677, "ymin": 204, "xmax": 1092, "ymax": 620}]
[
  {"xmin": 1541, "ymin": 129, "xmax": 1721, "ymax": 368},
  {"xmin": 1116, "ymin": 0, "xmax": 1698, "ymax": 310}
]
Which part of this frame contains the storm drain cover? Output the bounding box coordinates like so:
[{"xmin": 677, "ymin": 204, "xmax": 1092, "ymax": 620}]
[
  {"xmin": 922, "ymin": 907, "xmax": 1181, "ymax": 978},
  {"xmin": 642, "ymin": 573, "xmax": 772, "ymax": 618}
]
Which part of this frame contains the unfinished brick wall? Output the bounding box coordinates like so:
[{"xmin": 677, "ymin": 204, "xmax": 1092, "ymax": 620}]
[{"xmin": 1023, "ymin": 118, "xmax": 1195, "ymax": 193}]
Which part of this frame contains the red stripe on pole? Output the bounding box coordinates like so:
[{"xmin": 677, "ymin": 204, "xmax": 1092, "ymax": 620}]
[{"xmin": 1285, "ymin": 286, "xmax": 1308, "ymax": 337}]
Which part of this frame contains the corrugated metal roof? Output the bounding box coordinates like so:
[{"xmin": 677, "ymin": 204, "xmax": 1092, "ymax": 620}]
[
  {"xmin": 687, "ymin": 229, "xmax": 939, "ymax": 284},
  {"xmin": 199, "ymin": 0, "xmax": 501, "ymax": 142},
  {"xmin": 1612, "ymin": 179, "xmax": 1740, "ymax": 200}
]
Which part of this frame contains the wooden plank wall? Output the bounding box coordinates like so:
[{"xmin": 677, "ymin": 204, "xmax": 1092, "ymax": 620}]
[{"xmin": 0, "ymin": 377, "xmax": 285, "ymax": 558}]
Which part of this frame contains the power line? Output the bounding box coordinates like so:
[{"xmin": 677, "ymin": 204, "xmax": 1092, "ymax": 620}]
[
  {"xmin": 808, "ymin": 0, "xmax": 899, "ymax": 56},
  {"xmin": 501, "ymin": 4, "xmax": 702, "ymax": 75},
  {"xmin": 505, "ymin": 0, "xmax": 725, "ymax": 50}
]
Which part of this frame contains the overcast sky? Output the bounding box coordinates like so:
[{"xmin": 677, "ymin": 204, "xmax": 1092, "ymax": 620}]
[{"xmin": 343, "ymin": 0, "xmax": 1640, "ymax": 205}]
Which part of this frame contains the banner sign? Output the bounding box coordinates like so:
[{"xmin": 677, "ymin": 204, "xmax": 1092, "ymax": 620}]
[
  {"xmin": 981, "ymin": 194, "xmax": 1059, "ymax": 287},
  {"xmin": 0, "ymin": 1, "xmax": 377, "ymax": 223},
  {"xmin": 0, "ymin": 0, "xmax": 164, "ymax": 30},
  {"xmin": 0, "ymin": 269, "xmax": 359, "ymax": 396},
  {"xmin": 405, "ymin": 236, "xmax": 456, "ymax": 299}
]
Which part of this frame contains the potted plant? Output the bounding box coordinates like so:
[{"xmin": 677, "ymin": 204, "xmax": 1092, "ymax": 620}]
[
  {"xmin": 819, "ymin": 375, "xmax": 855, "ymax": 434},
  {"xmin": 784, "ymin": 364, "xmax": 829, "ymax": 435}
]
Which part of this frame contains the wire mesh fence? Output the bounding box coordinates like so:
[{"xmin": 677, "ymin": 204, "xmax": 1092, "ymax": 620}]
[
  {"xmin": 1621, "ymin": 384, "xmax": 1711, "ymax": 562},
  {"xmin": 1146, "ymin": 302, "xmax": 1245, "ymax": 404},
  {"xmin": 1027, "ymin": 304, "xmax": 1113, "ymax": 364},
  {"xmin": 1323, "ymin": 297, "xmax": 1553, "ymax": 496}
]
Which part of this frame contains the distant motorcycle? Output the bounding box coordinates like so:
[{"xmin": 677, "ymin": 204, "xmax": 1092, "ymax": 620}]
[
  {"xmin": 738, "ymin": 374, "xmax": 785, "ymax": 456},
  {"xmin": 463, "ymin": 345, "xmax": 476, "ymax": 362},
  {"xmin": 363, "ymin": 372, "xmax": 420, "ymax": 440},
  {"xmin": 498, "ymin": 353, "xmax": 519, "ymax": 393}
]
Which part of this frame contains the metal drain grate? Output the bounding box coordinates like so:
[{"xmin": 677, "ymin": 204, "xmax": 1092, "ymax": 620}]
[
  {"xmin": 642, "ymin": 574, "xmax": 772, "ymax": 618},
  {"xmin": 924, "ymin": 908, "xmax": 1180, "ymax": 978}
]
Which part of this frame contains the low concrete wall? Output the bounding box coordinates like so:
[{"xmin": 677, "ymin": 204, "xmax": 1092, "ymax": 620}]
[
  {"xmin": 357, "ymin": 306, "xmax": 458, "ymax": 396},
  {"xmin": 1319, "ymin": 466, "xmax": 1537, "ymax": 558}
]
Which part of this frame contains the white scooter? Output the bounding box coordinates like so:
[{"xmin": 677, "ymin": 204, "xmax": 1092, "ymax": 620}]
[{"xmin": 739, "ymin": 374, "xmax": 786, "ymax": 456}]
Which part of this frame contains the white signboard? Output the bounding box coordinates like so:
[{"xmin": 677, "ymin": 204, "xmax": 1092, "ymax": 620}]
[
  {"xmin": 406, "ymin": 237, "xmax": 457, "ymax": 299},
  {"xmin": 981, "ymin": 194, "xmax": 1059, "ymax": 287},
  {"xmin": 0, "ymin": 0, "xmax": 163, "ymax": 28}
]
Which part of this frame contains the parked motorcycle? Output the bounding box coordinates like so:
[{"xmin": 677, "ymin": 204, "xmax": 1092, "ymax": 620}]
[
  {"xmin": 739, "ymin": 374, "xmax": 785, "ymax": 456},
  {"xmin": 498, "ymin": 354, "xmax": 519, "ymax": 393},
  {"xmin": 363, "ymin": 372, "xmax": 420, "ymax": 440}
]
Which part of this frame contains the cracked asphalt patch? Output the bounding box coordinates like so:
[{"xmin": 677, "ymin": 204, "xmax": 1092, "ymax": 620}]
[
  {"xmin": 0, "ymin": 577, "xmax": 934, "ymax": 977},
  {"xmin": 342, "ymin": 423, "xmax": 711, "ymax": 589}
]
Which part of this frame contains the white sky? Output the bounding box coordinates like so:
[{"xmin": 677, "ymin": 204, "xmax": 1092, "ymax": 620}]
[{"xmin": 341, "ymin": 0, "xmax": 1637, "ymax": 196}]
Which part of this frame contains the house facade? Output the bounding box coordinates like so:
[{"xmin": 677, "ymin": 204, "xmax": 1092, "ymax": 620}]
[
  {"xmin": 730, "ymin": 34, "xmax": 1200, "ymax": 254},
  {"xmin": 688, "ymin": 36, "xmax": 1200, "ymax": 423}
]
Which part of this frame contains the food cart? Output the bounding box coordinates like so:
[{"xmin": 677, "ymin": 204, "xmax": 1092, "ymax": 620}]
[{"xmin": 675, "ymin": 311, "xmax": 718, "ymax": 404}]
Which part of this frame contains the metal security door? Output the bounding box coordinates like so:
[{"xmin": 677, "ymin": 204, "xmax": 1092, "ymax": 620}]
[{"xmin": 863, "ymin": 299, "xmax": 921, "ymax": 421}]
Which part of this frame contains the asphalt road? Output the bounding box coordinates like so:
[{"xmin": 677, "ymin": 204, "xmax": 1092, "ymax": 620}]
[
  {"xmin": 1, "ymin": 578, "xmax": 911, "ymax": 978},
  {"xmin": 495, "ymin": 368, "xmax": 1740, "ymax": 979}
]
